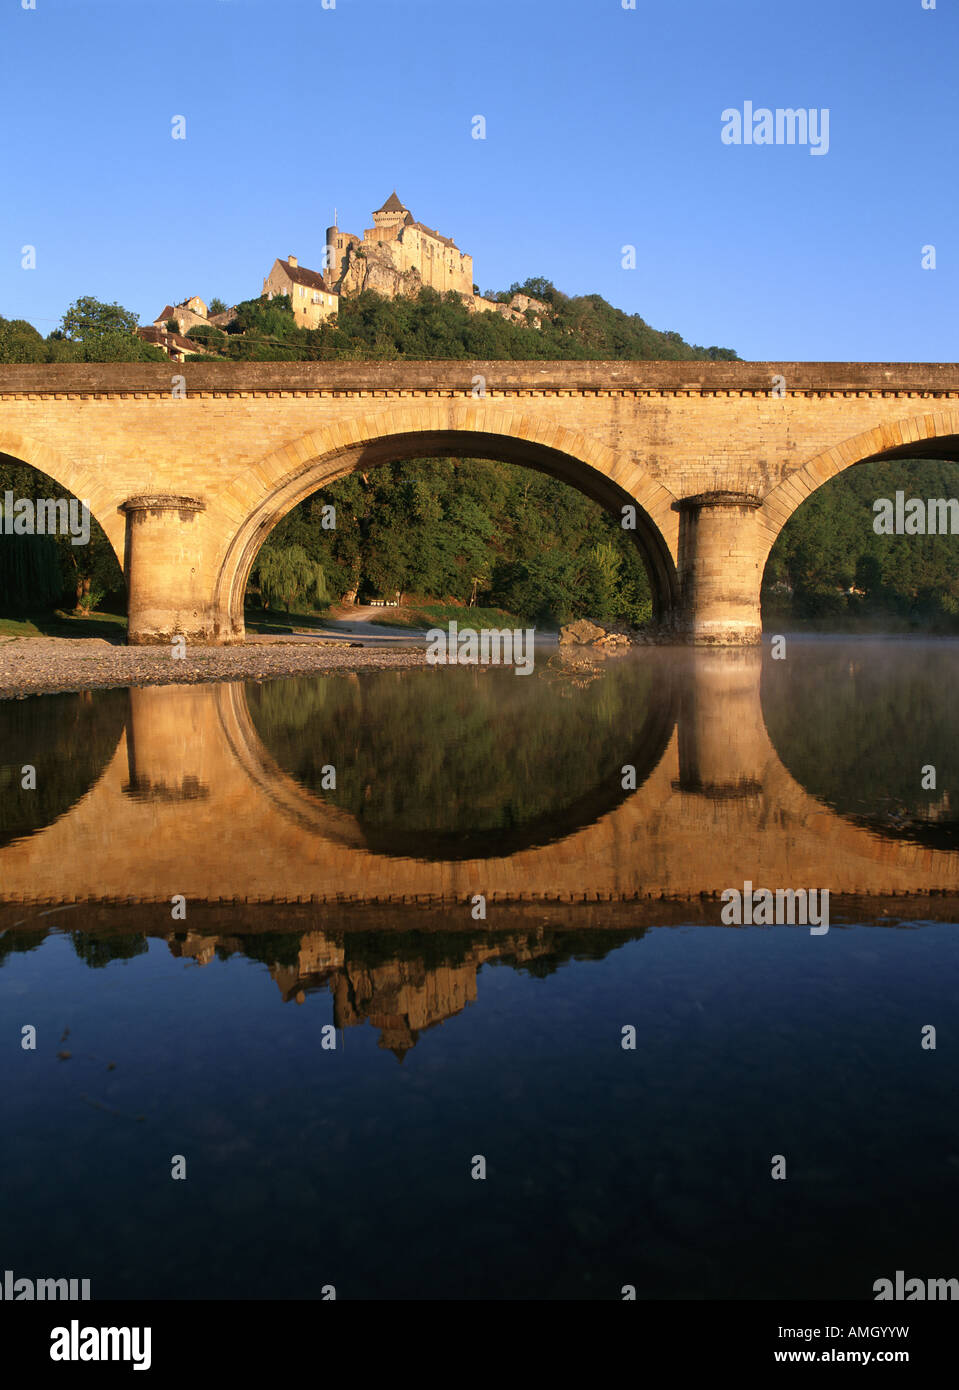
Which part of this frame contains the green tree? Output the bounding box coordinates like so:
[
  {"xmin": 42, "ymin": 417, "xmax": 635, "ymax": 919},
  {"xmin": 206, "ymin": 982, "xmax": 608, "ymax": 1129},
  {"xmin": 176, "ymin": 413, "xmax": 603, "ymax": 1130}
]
[
  {"xmin": 0, "ymin": 316, "xmax": 46, "ymax": 363},
  {"xmin": 61, "ymin": 296, "xmax": 140, "ymax": 342},
  {"xmin": 250, "ymin": 456, "xmax": 653, "ymax": 625},
  {"xmin": 0, "ymin": 458, "xmax": 125, "ymax": 615},
  {"xmin": 509, "ymin": 276, "xmax": 557, "ymax": 304},
  {"xmin": 255, "ymin": 543, "xmax": 329, "ymax": 612},
  {"xmin": 186, "ymin": 324, "xmax": 226, "ymax": 348},
  {"xmin": 764, "ymin": 456, "xmax": 959, "ymax": 629},
  {"xmin": 48, "ymin": 296, "xmax": 164, "ymax": 363}
]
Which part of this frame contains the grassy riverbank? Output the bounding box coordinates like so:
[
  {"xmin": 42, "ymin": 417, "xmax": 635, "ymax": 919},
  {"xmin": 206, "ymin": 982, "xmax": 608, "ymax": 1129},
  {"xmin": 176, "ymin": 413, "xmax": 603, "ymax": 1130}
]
[{"xmin": 0, "ymin": 608, "xmax": 127, "ymax": 640}]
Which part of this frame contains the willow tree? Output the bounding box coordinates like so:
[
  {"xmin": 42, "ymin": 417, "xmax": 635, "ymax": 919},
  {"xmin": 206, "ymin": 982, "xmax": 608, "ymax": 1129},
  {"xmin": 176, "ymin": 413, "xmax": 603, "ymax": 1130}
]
[{"xmin": 255, "ymin": 544, "xmax": 330, "ymax": 613}]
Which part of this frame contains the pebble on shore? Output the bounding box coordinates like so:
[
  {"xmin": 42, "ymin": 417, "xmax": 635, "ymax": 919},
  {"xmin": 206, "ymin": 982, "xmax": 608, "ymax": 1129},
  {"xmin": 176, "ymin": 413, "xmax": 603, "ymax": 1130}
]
[{"xmin": 0, "ymin": 636, "xmax": 430, "ymax": 700}]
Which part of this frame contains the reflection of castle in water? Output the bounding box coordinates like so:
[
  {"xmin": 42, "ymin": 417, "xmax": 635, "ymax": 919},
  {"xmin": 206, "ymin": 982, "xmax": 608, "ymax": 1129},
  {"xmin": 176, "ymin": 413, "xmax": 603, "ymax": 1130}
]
[
  {"xmin": 165, "ymin": 927, "xmax": 586, "ymax": 1060},
  {"xmin": 0, "ymin": 904, "xmax": 938, "ymax": 1060}
]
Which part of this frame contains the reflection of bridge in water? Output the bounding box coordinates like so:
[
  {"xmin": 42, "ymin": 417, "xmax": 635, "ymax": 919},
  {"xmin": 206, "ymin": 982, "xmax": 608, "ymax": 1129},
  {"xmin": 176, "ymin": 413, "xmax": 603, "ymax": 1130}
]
[{"xmin": 2, "ymin": 649, "xmax": 959, "ymax": 906}]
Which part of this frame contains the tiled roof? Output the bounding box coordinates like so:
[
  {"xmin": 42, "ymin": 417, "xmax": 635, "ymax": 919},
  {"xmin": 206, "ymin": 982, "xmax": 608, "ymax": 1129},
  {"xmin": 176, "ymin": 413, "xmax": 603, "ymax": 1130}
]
[
  {"xmin": 155, "ymin": 302, "xmax": 206, "ymax": 323},
  {"xmin": 276, "ymin": 259, "xmax": 336, "ymax": 294},
  {"xmin": 375, "ymin": 191, "xmax": 407, "ymax": 214},
  {"xmin": 137, "ymin": 326, "xmax": 215, "ymax": 354},
  {"xmin": 409, "ymin": 221, "xmax": 460, "ymax": 251}
]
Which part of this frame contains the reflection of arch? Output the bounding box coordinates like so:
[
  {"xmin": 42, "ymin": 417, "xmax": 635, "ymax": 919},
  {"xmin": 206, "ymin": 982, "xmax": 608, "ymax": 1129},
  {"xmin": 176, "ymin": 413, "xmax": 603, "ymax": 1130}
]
[
  {"xmin": 0, "ymin": 690, "xmax": 128, "ymax": 848},
  {"xmin": 211, "ymin": 405, "xmax": 680, "ymax": 639},
  {"xmin": 0, "ymin": 433, "xmax": 125, "ymax": 566},
  {"xmin": 215, "ymin": 681, "xmax": 370, "ymax": 850},
  {"xmin": 760, "ymin": 646, "xmax": 959, "ymax": 852},
  {"xmin": 212, "ymin": 651, "xmax": 959, "ymax": 867},
  {"xmin": 227, "ymin": 667, "xmax": 680, "ymax": 860},
  {"xmin": 758, "ymin": 410, "xmax": 959, "ymax": 566},
  {"xmin": 217, "ymin": 648, "xmax": 959, "ymax": 870}
]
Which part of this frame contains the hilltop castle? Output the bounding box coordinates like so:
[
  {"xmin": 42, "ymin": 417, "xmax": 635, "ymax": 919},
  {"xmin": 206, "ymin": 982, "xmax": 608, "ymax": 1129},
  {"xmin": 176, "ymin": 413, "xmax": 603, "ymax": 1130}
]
[
  {"xmin": 258, "ymin": 192, "xmax": 478, "ymax": 329},
  {"xmin": 326, "ymin": 191, "xmax": 474, "ymax": 300},
  {"xmin": 261, "ymin": 193, "xmax": 545, "ymax": 326},
  {"xmin": 145, "ymin": 192, "xmax": 546, "ymax": 351}
]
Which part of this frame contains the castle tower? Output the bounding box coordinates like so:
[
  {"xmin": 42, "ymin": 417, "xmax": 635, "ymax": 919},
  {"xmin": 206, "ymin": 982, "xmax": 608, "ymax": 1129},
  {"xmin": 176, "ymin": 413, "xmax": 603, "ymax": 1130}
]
[
  {"xmin": 326, "ymin": 218, "xmax": 360, "ymax": 286},
  {"xmin": 371, "ymin": 190, "xmax": 410, "ymax": 237},
  {"xmin": 325, "ymin": 222, "xmax": 340, "ymax": 281}
]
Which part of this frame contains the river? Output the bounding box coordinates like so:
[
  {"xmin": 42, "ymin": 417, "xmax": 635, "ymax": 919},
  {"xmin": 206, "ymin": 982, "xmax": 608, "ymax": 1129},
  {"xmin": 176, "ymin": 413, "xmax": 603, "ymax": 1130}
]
[{"xmin": 1, "ymin": 640, "xmax": 957, "ymax": 1299}]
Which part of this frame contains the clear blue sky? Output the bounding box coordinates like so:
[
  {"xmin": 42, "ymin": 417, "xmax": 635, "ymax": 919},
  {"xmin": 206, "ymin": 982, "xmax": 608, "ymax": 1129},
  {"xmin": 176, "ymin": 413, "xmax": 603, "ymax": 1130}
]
[{"xmin": 1, "ymin": 0, "xmax": 955, "ymax": 361}]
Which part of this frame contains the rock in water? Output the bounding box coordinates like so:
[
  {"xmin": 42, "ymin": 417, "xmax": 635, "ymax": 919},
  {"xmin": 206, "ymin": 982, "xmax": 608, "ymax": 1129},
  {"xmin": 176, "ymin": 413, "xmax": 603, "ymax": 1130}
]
[{"xmin": 559, "ymin": 619, "xmax": 607, "ymax": 645}]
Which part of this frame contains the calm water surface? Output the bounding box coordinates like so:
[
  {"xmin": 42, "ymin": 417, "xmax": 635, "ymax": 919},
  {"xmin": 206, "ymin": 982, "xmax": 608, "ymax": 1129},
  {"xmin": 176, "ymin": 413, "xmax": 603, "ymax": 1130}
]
[{"xmin": 1, "ymin": 640, "xmax": 957, "ymax": 1299}]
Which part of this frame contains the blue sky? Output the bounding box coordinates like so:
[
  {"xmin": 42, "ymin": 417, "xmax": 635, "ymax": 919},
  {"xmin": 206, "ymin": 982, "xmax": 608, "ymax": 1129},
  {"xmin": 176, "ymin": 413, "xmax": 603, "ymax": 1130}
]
[{"xmin": 0, "ymin": 0, "xmax": 955, "ymax": 361}]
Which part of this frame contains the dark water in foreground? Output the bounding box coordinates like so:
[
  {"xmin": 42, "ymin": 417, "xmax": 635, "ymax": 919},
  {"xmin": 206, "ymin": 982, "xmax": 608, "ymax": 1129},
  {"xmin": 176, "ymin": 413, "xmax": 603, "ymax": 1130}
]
[{"xmin": 1, "ymin": 640, "xmax": 958, "ymax": 1299}]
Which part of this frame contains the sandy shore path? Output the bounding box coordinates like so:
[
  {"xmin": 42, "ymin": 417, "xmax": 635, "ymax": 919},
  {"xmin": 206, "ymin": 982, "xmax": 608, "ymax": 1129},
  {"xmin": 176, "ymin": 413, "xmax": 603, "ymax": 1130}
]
[{"xmin": 0, "ymin": 634, "xmax": 429, "ymax": 700}]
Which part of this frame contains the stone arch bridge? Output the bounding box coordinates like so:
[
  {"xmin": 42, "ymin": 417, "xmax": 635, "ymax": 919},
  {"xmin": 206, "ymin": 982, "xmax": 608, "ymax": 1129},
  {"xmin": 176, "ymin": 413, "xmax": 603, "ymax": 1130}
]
[{"xmin": 1, "ymin": 360, "xmax": 958, "ymax": 644}]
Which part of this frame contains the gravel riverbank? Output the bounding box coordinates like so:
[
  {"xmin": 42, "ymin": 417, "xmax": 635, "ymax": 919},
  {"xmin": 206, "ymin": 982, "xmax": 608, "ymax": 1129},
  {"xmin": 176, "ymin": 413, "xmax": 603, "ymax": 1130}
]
[{"xmin": 0, "ymin": 635, "xmax": 429, "ymax": 700}]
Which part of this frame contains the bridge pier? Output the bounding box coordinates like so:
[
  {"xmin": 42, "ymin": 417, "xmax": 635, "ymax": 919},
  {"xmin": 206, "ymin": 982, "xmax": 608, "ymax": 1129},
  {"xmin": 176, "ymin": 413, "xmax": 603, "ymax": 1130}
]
[
  {"xmin": 122, "ymin": 496, "xmax": 212, "ymax": 646},
  {"xmin": 676, "ymin": 649, "xmax": 766, "ymax": 796},
  {"xmin": 674, "ymin": 493, "xmax": 764, "ymax": 644},
  {"xmin": 123, "ymin": 686, "xmax": 216, "ymax": 801}
]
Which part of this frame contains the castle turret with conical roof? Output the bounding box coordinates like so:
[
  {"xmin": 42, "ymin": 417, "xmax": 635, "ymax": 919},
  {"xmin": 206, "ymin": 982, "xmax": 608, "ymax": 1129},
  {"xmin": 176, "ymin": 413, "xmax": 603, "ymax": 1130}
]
[{"xmin": 371, "ymin": 190, "xmax": 413, "ymax": 236}]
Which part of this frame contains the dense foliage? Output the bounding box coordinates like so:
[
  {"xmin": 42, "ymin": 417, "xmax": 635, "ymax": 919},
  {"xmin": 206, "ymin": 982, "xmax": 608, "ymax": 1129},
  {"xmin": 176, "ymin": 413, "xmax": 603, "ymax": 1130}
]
[
  {"xmin": 0, "ymin": 457, "xmax": 123, "ymax": 613},
  {"xmin": 250, "ymin": 458, "xmax": 653, "ymax": 626},
  {"xmin": 0, "ymin": 297, "xmax": 164, "ymax": 364},
  {"xmin": 206, "ymin": 279, "xmax": 738, "ymax": 362},
  {"xmin": 764, "ymin": 458, "xmax": 959, "ymax": 627}
]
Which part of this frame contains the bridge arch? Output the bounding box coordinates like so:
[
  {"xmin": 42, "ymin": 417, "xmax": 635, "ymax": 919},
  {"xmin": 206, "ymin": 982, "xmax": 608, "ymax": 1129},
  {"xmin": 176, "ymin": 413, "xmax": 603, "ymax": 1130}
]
[
  {"xmin": 210, "ymin": 403, "xmax": 680, "ymax": 641},
  {"xmin": 0, "ymin": 431, "xmax": 124, "ymax": 567},
  {"xmin": 757, "ymin": 408, "xmax": 959, "ymax": 566}
]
